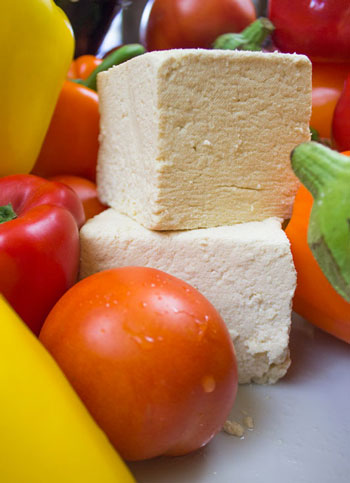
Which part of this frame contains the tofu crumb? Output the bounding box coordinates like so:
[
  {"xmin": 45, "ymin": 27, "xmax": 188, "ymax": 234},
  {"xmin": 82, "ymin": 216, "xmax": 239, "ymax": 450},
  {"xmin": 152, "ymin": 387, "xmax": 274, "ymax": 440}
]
[
  {"xmin": 223, "ymin": 420, "xmax": 245, "ymax": 438},
  {"xmin": 243, "ymin": 415, "xmax": 254, "ymax": 430}
]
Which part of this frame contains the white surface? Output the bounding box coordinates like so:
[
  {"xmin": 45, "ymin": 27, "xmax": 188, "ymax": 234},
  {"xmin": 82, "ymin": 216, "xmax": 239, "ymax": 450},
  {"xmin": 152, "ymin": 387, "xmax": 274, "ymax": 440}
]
[{"xmin": 128, "ymin": 314, "xmax": 350, "ymax": 482}]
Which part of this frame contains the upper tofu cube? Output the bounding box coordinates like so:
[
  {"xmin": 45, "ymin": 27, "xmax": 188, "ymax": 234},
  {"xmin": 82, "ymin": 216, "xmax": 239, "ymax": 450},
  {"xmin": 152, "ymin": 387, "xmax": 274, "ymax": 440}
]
[{"xmin": 97, "ymin": 49, "xmax": 311, "ymax": 230}]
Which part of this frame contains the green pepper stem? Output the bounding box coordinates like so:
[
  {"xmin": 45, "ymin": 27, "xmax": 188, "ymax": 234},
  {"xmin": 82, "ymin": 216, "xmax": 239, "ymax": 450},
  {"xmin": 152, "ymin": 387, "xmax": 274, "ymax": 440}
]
[
  {"xmin": 0, "ymin": 204, "xmax": 17, "ymax": 224},
  {"xmin": 291, "ymin": 142, "xmax": 350, "ymax": 199},
  {"xmin": 76, "ymin": 44, "xmax": 146, "ymax": 91},
  {"xmin": 213, "ymin": 17, "xmax": 275, "ymax": 51}
]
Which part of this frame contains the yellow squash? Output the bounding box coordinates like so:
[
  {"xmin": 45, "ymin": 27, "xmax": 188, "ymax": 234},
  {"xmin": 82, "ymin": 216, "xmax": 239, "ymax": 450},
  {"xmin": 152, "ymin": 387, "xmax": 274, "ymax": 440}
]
[
  {"xmin": 0, "ymin": 295, "xmax": 135, "ymax": 483},
  {"xmin": 0, "ymin": 0, "xmax": 74, "ymax": 176}
]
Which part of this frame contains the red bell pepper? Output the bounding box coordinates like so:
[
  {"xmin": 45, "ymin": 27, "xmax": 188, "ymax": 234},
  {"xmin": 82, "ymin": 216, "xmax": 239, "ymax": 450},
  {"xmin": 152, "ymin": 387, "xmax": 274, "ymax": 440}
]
[
  {"xmin": 268, "ymin": 0, "xmax": 350, "ymax": 62},
  {"xmin": 0, "ymin": 175, "xmax": 85, "ymax": 335},
  {"xmin": 311, "ymin": 62, "xmax": 350, "ymax": 140},
  {"xmin": 332, "ymin": 74, "xmax": 350, "ymax": 152}
]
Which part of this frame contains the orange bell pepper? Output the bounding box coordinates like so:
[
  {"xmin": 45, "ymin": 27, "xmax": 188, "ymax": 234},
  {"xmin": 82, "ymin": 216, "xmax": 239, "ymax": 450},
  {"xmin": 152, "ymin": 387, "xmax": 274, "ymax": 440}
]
[
  {"xmin": 32, "ymin": 45, "xmax": 145, "ymax": 182},
  {"xmin": 32, "ymin": 80, "xmax": 99, "ymax": 181},
  {"xmin": 285, "ymin": 151, "xmax": 350, "ymax": 343}
]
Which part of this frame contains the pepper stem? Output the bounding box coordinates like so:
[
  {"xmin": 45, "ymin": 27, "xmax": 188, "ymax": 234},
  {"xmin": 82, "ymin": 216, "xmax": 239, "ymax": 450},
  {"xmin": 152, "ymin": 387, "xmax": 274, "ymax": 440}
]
[
  {"xmin": 213, "ymin": 17, "xmax": 275, "ymax": 51},
  {"xmin": 291, "ymin": 142, "xmax": 350, "ymax": 199},
  {"xmin": 75, "ymin": 44, "xmax": 146, "ymax": 91},
  {"xmin": 0, "ymin": 204, "xmax": 17, "ymax": 224}
]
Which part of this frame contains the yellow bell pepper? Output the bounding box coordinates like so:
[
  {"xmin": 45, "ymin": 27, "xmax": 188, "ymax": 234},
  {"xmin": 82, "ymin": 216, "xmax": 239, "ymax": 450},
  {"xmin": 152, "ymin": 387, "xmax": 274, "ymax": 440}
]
[
  {"xmin": 0, "ymin": 0, "xmax": 74, "ymax": 177},
  {"xmin": 0, "ymin": 295, "xmax": 135, "ymax": 483}
]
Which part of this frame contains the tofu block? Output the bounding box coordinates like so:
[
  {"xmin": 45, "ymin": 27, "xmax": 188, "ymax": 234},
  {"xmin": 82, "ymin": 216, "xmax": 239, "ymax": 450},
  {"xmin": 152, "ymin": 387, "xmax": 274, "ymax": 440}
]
[
  {"xmin": 80, "ymin": 210, "xmax": 297, "ymax": 384},
  {"xmin": 97, "ymin": 49, "xmax": 311, "ymax": 230}
]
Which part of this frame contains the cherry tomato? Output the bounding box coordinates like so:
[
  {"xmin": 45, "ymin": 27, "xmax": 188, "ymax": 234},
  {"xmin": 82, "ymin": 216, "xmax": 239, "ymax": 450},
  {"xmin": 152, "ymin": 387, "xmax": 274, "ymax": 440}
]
[
  {"xmin": 140, "ymin": 0, "xmax": 256, "ymax": 51},
  {"xmin": 49, "ymin": 175, "xmax": 107, "ymax": 221},
  {"xmin": 40, "ymin": 267, "xmax": 238, "ymax": 461},
  {"xmin": 67, "ymin": 55, "xmax": 103, "ymax": 81}
]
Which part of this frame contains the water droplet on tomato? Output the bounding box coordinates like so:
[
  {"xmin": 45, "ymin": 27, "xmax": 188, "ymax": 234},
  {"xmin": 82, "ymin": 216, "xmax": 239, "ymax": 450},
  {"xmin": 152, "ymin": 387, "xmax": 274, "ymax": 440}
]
[{"xmin": 201, "ymin": 375, "xmax": 216, "ymax": 393}]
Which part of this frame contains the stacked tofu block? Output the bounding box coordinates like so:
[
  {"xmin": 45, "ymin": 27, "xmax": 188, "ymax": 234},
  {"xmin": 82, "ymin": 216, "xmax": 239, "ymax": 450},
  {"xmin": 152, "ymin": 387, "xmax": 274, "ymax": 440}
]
[{"xmin": 80, "ymin": 49, "xmax": 312, "ymax": 383}]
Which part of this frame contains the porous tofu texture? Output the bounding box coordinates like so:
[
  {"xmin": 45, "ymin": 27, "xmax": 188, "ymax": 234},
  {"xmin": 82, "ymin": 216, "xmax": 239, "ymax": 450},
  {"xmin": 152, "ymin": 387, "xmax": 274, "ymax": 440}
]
[
  {"xmin": 97, "ymin": 49, "xmax": 311, "ymax": 230},
  {"xmin": 80, "ymin": 211, "xmax": 296, "ymax": 384}
]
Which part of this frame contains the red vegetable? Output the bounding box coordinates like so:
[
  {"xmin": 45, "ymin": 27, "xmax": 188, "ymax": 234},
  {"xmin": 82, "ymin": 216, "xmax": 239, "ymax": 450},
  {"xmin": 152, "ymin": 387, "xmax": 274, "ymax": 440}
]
[
  {"xmin": 40, "ymin": 266, "xmax": 238, "ymax": 461},
  {"xmin": 140, "ymin": 0, "xmax": 256, "ymax": 51},
  {"xmin": 268, "ymin": 0, "xmax": 350, "ymax": 62},
  {"xmin": 332, "ymin": 74, "xmax": 350, "ymax": 152},
  {"xmin": 311, "ymin": 62, "xmax": 350, "ymax": 140},
  {"xmin": 0, "ymin": 175, "xmax": 84, "ymax": 335},
  {"xmin": 49, "ymin": 175, "xmax": 107, "ymax": 221}
]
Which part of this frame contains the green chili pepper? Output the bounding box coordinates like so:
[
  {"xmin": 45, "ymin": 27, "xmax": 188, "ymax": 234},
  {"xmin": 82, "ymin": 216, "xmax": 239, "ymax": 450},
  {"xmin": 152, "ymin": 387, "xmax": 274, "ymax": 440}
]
[
  {"xmin": 75, "ymin": 44, "xmax": 146, "ymax": 91},
  {"xmin": 291, "ymin": 142, "xmax": 350, "ymax": 302}
]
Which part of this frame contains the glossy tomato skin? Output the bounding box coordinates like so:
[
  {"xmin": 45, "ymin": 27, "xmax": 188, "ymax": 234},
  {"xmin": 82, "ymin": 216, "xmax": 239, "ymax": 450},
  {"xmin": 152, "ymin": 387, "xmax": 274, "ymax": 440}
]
[
  {"xmin": 67, "ymin": 55, "xmax": 103, "ymax": 81},
  {"xmin": 40, "ymin": 267, "xmax": 238, "ymax": 461},
  {"xmin": 140, "ymin": 0, "xmax": 256, "ymax": 51},
  {"xmin": 269, "ymin": 0, "xmax": 350, "ymax": 62}
]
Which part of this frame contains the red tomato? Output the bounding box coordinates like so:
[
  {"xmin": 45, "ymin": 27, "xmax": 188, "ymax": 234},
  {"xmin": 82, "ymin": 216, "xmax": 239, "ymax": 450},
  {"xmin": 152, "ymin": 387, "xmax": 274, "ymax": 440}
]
[
  {"xmin": 49, "ymin": 175, "xmax": 107, "ymax": 221},
  {"xmin": 67, "ymin": 55, "xmax": 103, "ymax": 81},
  {"xmin": 140, "ymin": 0, "xmax": 256, "ymax": 51},
  {"xmin": 40, "ymin": 267, "xmax": 238, "ymax": 461}
]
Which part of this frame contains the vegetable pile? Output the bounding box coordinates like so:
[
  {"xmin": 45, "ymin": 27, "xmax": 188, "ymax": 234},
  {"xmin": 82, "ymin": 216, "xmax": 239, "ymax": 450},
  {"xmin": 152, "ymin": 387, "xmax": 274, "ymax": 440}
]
[{"xmin": 1, "ymin": 0, "xmax": 350, "ymax": 479}]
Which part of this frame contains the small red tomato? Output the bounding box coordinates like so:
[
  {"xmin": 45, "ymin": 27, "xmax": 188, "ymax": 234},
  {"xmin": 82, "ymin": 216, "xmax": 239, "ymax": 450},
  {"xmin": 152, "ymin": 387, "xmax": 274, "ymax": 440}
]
[
  {"xmin": 40, "ymin": 267, "xmax": 238, "ymax": 461},
  {"xmin": 49, "ymin": 175, "xmax": 107, "ymax": 221},
  {"xmin": 67, "ymin": 55, "xmax": 103, "ymax": 80},
  {"xmin": 140, "ymin": 0, "xmax": 256, "ymax": 51}
]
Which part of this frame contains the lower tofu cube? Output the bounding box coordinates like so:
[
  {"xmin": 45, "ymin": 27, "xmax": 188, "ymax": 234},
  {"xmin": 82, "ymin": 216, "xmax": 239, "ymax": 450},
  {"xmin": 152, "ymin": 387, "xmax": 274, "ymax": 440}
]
[{"xmin": 80, "ymin": 210, "xmax": 296, "ymax": 384}]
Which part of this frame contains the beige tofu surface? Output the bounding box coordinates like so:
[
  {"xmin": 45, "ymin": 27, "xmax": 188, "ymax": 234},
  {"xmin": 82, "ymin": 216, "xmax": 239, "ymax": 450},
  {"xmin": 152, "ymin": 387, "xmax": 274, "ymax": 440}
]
[{"xmin": 97, "ymin": 49, "xmax": 311, "ymax": 230}]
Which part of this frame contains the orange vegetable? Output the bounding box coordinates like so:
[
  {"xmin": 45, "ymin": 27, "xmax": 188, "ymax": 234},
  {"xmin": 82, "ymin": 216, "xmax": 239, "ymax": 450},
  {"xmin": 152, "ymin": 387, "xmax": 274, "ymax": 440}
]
[
  {"xmin": 32, "ymin": 46, "xmax": 145, "ymax": 182},
  {"xmin": 40, "ymin": 267, "xmax": 238, "ymax": 461},
  {"xmin": 311, "ymin": 62, "xmax": 350, "ymax": 140},
  {"xmin": 49, "ymin": 175, "xmax": 107, "ymax": 221},
  {"xmin": 32, "ymin": 81, "xmax": 99, "ymax": 181},
  {"xmin": 286, "ymin": 153, "xmax": 350, "ymax": 343},
  {"xmin": 67, "ymin": 55, "xmax": 103, "ymax": 81}
]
